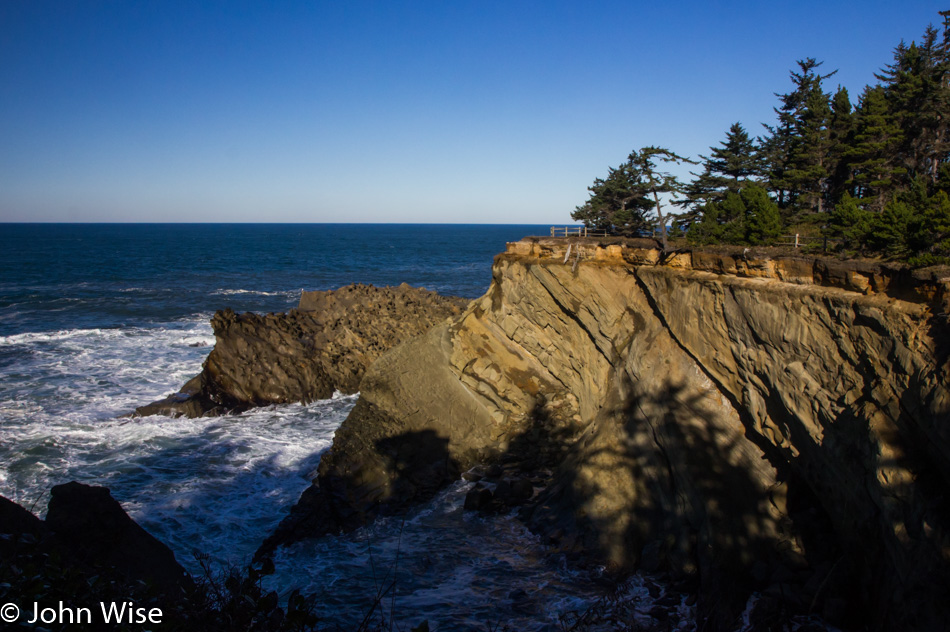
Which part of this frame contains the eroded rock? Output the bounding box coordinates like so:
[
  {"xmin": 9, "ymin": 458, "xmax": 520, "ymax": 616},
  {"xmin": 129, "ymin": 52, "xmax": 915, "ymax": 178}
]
[
  {"xmin": 263, "ymin": 240, "xmax": 949, "ymax": 631},
  {"xmin": 134, "ymin": 283, "xmax": 467, "ymax": 417}
]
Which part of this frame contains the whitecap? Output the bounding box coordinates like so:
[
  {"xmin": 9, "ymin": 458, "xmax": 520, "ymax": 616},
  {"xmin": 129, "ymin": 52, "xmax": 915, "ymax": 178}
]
[
  {"xmin": 210, "ymin": 289, "xmax": 297, "ymax": 297},
  {"xmin": 0, "ymin": 328, "xmax": 105, "ymax": 346}
]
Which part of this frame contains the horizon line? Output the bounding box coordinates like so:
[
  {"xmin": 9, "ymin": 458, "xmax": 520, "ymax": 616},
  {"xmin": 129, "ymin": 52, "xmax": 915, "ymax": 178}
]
[{"xmin": 0, "ymin": 220, "xmax": 571, "ymax": 226}]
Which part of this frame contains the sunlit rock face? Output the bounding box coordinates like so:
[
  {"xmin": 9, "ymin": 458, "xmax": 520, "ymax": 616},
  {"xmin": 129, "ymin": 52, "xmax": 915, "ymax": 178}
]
[
  {"xmin": 134, "ymin": 283, "xmax": 467, "ymax": 418},
  {"xmin": 268, "ymin": 238, "xmax": 950, "ymax": 631}
]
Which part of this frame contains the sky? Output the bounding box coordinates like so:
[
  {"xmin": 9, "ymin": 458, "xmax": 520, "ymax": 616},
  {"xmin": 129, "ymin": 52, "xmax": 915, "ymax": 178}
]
[{"xmin": 0, "ymin": 1, "xmax": 946, "ymax": 224}]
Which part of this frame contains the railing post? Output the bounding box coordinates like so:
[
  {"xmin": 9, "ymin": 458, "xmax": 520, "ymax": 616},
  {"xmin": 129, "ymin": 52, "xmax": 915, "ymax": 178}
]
[{"xmin": 795, "ymin": 233, "xmax": 800, "ymax": 248}]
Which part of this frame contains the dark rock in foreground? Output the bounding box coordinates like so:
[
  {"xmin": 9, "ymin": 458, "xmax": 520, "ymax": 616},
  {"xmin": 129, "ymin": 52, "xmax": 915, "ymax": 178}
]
[
  {"xmin": 134, "ymin": 283, "xmax": 467, "ymax": 418},
  {"xmin": 0, "ymin": 486, "xmax": 317, "ymax": 630},
  {"xmin": 0, "ymin": 494, "xmax": 46, "ymax": 537},
  {"xmin": 46, "ymin": 482, "xmax": 190, "ymax": 591},
  {"xmin": 1, "ymin": 482, "xmax": 190, "ymax": 592}
]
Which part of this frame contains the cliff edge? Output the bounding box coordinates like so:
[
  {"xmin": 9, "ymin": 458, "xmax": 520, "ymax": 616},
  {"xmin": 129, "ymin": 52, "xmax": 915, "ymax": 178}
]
[{"xmin": 263, "ymin": 239, "xmax": 950, "ymax": 631}]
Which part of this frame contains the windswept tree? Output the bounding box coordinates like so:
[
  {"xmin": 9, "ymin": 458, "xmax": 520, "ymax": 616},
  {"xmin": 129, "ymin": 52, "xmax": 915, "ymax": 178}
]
[
  {"xmin": 571, "ymin": 9, "xmax": 950, "ymax": 264},
  {"xmin": 572, "ymin": 146, "xmax": 692, "ymax": 245},
  {"xmin": 629, "ymin": 146, "xmax": 695, "ymax": 249},
  {"xmin": 572, "ymin": 160, "xmax": 654, "ymax": 236}
]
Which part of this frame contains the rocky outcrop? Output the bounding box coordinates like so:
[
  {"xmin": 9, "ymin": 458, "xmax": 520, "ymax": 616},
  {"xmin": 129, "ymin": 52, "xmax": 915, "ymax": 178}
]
[
  {"xmin": 135, "ymin": 283, "xmax": 467, "ymax": 417},
  {"xmin": 0, "ymin": 495, "xmax": 46, "ymax": 537},
  {"xmin": 45, "ymin": 482, "xmax": 191, "ymax": 590},
  {"xmin": 263, "ymin": 239, "xmax": 950, "ymax": 631},
  {"xmin": 1, "ymin": 483, "xmax": 190, "ymax": 592}
]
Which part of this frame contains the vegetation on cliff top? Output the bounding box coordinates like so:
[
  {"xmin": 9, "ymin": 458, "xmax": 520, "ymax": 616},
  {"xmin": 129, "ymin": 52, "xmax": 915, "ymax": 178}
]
[{"xmin": 573, "ymin": 10, "xmax": 950, "ymax": 266}]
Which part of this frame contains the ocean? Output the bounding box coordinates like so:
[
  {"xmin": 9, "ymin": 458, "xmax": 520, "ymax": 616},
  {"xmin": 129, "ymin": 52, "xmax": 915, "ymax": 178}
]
[{"xmin": 0, "ymin": 223, "xmax": 692, "ymax": 631}]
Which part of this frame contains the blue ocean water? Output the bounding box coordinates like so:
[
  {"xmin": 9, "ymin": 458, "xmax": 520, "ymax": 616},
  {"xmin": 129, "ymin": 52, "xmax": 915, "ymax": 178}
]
[
  {"xmin": 0, "ymin": 223, "xmax": 696, "ymax": 631},
  {"xmin": 0, "ymin": 223, "xmax": 546, "ymax": 336}
]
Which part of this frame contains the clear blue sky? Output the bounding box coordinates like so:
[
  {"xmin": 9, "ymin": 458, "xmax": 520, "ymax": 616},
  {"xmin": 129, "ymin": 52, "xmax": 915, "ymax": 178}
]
[{"xmin": 1, "ymin": 1, "xmax": 945, "ymax": 223}]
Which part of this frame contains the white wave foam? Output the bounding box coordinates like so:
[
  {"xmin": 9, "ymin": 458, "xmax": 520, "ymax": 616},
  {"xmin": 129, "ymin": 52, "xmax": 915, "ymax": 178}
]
[
  {"xmin": 179, "ymin": 334, "xmax": 216, "ymax": 347},
  {"xmin": 0, "ymin": 328, "xmax": 105, "ymax": 346},
  {"xmin": 0, "ymin": 312, "xmax": 701, "ymax": 630},
  {"xmin": 211, "ymin": 289, "xmax": 297, "ymax": 297},
  {"xmin": 1, "ymin": 389, "xmax": 353, "ymax": 565}
]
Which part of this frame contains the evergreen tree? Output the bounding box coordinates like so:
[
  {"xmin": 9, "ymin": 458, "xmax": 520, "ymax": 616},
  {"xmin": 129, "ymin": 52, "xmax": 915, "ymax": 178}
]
[
  {"xmin": 921, "ymin": 189, "xmax": 950, "ymax": 263},
  {"xmin": 877, "ymin": 18, "xmax": 950, "ymax": 186},
  {"xmin": 869, "ymin": 199, "xmax": 918, "ymax": 258},
  {"xmin": 846, "ymin": 85, "xmax": 905, "ymax": 211},
  {"xmin": 572, "ymin": 161, "xmax": 654, "ymax": 235},
  {"xmin": 880, "ymin": 179, "xmax": 950, "ymax": 262},
  {"xmin": 628, "ymin": 146, "xmax": 695, "ymax": 249},
  {"xmin": 686, "ymin": 184, "xmax": 781, "ymax": 246},
  {"xmin": 761, "ymin": 58, "xmax": 836, "ymax": 219},
  {"xmin": 678, "ymin": 122, "xmax": 761, "ymax": 222},
  {"xmin": 742, "ymin": 185, "xmax": 784, "ymax": 244},
  {"xmin": 785, "ymin": 76, "xmax": 833, "ymax": 219},
  {"xmin": 826, "ymin": 86, "xmax": 855, "ymax": 202},
  {"xmin": 827, "ymin": 192, "xmax": 873, "ymax": 252},
  {"xmin": 571, "ymin": 9, "xmax": 950, "ymax": 265}
]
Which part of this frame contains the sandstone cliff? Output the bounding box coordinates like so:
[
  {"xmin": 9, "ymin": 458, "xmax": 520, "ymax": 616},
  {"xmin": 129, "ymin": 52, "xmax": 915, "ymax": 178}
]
[
  {"xmin": 134, "ymin": 283, "xmax": 467, "ymax": 417},
  {"xmin": 264, "ymin": 239, "xmax": 950, "ymax": 631}
]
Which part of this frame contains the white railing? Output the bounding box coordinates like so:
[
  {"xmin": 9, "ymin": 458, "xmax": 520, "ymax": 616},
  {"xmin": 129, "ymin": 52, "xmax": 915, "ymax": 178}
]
[
  {"xmin": 549, "ymin": 226, "xmax": 611, "ymax": 238},
  {"xmin": 778, "ymin": 234, "xmax": 836, "ymax": 249}
]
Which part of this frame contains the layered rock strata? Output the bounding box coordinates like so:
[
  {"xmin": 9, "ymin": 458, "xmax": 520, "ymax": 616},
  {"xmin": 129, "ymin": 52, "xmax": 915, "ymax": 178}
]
[
  {"xmin": 264, "ymin": 239, "xmax": 950, "ymax": 631},
  {"xmin": 134, "ymin": 283, "xmax": 467, "ymax": 417}
]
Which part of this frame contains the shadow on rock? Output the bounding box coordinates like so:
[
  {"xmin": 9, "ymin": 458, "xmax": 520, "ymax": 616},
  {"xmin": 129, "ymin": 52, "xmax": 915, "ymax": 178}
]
[{"xmin": 258, "ymin": 403, "xmax": 459, "ymax": 560}]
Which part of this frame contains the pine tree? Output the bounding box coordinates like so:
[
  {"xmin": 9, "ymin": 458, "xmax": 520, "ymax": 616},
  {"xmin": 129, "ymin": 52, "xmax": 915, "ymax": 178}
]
[
  {"xmin": 686, "ymin": 184, "xmax": 781, "ymax": 246},
  {"xmin": 761, "ymin": 59, "xmax": 836, "ymax": 222},
  {"xmin": 741, "ymin": 185, "xmax": 783, "ymax": 244},
  {"xmin": 827, "ymin": 192, "xmax": 873, "ymax": 252},
  {"xmin": 628, "ymin": 146, "xmax": 695, "ymax": 249},
  {"xmin": 572, "ymin": 161, "xmax": 654, "ymax": 235},
  {"xmin": 826, "ymin": 86, "xmax": 855, "ymax": 202},
  {"xmin": 877, "ymin": 18, "xmax": 950, "ymax": 187},
  {"xmin": 846, "ymin": 85, "xmax": 904, "ymax": 211},
  {"xmin": 762, "ymin": 59, "xmax": 815, "ymax": 208},
  {"xmin": 785, "ymin": 79, "xmax": 833, "ymax": 219},
  {"xmin": 679, "ymin": 123, "xmax": 761, "ymax": 213},
  {"xmin": 572, "ymin": 9, "xmax": 950, "ymax": 264}
]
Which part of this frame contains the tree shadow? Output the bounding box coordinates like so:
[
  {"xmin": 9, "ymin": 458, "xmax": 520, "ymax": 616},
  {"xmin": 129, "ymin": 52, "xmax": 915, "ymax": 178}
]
[
  {"xmin": 507, "ymin": 345, "xmax": 950, "ymax": 632},
  {"xmin": 519, "ymin": 375, "xmax": 801, "ymax": 631},
  {"xmin": 252, "ymin": 306, "xmax": 950, "ymax": 631}
]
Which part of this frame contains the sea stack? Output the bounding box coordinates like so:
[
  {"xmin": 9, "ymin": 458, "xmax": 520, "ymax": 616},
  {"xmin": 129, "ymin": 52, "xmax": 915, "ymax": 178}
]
[{"xmin": 134, "ymin": 283, "xmax": 468, "ymax": 417}]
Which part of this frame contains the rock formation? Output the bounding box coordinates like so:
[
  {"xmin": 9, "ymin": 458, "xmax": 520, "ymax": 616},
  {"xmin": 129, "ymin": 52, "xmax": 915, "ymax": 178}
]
[
  {"xmin": 134, "ymin": 283, "xmax": 467, "ymax": 417},
  {"xmin": 1, "ymin": 482, "xmax": 190, "ymax": 592},
  {"xmin": 262, "ymin": 238, "xmax": 950, "ymax": 631}
]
